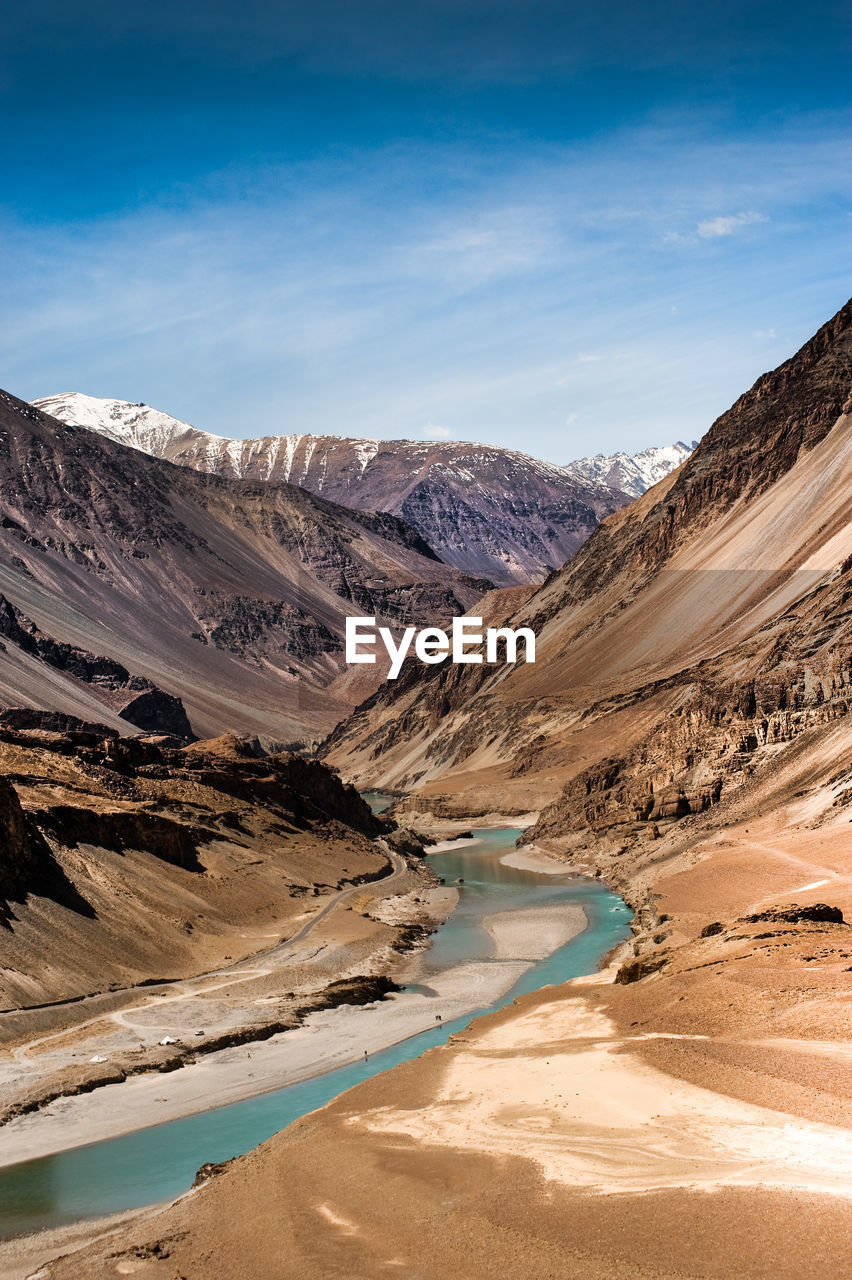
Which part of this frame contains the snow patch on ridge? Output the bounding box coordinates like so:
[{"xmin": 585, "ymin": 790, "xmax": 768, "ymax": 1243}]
[{"xmin": 33, "ymin": 393, "xmax": 695, "ymax": 504}]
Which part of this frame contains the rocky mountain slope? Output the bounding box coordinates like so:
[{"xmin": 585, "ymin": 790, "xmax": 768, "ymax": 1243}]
[
  {"xmin": 34, "ymin": 393, "xmax": 681, "ymax": 585},
  {"xmin": 0, "ymin": 392, "xmax": 488, "ymax": 745},
  {"xmin": 0, "ymin": 724, "xmax": 387, "ymax": 1008},
  {"xmin": 322, "ymin": 297, "xmax": 852, "ymax": 826},
  {"xmin": 0, "ymin": 595, "xmax": 195, "ymax": 737},
  {"xmin": 566, "ymin": 439, "xmax": 696, "ymax": 497}
]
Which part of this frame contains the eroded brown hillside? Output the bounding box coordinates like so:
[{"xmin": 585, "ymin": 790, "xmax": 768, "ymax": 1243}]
[
  {"xmin": 323, "ymin": 299, "xmax": 852, "ymax": 823},
  {"xmin": 0, "ymin": 722, "xmax": 385, "ymax": 1010}
]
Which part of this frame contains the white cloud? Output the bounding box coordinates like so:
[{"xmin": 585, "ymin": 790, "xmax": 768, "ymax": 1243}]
[
  {"xmin": 755, "ymin": 328, "xmax": 777, "ymax": 338},
  {"xmin": 564, "ymin": 413, "xmax": 578, "ymax": 425},
  {"xmin": 422, "ymin": 422, "xmax": 452, "ymax": 439},
  {"xmin": 577, "ymin": 352, "xmax": 602, "ymax": 362},
  {"xmin": 696, "ymin": 210, "xmax": 767, "ymax": 239},
  {"xmin": 401, "ymin": 205, "xmax": 555, "ymax": 289}
]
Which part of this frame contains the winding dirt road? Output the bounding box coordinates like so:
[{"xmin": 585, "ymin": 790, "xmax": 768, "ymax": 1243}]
[{"xmin": 6, "ymin": 843, "xmax": 408, "ymax": 1066}]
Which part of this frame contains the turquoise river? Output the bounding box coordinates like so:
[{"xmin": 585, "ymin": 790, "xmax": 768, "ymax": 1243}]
[{"xmin": 0, "ymin": 811, "xmax": 631, "ymax": 1238}]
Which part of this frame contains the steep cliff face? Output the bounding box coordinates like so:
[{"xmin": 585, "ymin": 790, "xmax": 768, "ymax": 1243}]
[
  {"xmin": 0, "ymin": 594, "xmax": 195, "ymax": 737},
  {"xmin": 0, "ymin": 777, "xmax": 50, "ymax": 919},
  {"xmin": 34, "ymin": 394, "xmax": 637, "ymax": 585},
  {"xmin": 530, "ymin": 577, "xmax": 852, "ymax": 844},
  {"xmin": 0, "ymin": 391, "xmax": 488, "ymax": 743},
  {"xmin": 322, "ymin": 299, "xmax": 852, "ymax": 822}
]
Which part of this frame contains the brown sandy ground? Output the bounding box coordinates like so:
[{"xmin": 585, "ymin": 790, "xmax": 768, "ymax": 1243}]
[
  {"xmin": 534, "ymin": 717, "xmax": 852, "ymax": 1130},
  {"xmin": 36, "ymin": 978, "xmax": 852, "ymax": 1280}
]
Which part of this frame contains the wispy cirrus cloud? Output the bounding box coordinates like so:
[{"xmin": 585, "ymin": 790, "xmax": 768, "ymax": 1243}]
[
  {"xmin": 697, "ymin": 210, "xmax": 767, "ymax": 238},
  {"xmin": 1, "ymin": 116, "xmax": 847, "ymax": 459}
]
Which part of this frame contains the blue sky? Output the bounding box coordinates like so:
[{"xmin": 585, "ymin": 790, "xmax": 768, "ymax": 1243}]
[{"xmin": 2, "ymin": 1, "xmax": 849, "ymax": 460}]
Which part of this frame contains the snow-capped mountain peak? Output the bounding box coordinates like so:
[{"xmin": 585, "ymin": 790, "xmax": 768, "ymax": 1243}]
[
  {"xmin": 31, "ymin": 391, "xmax": 695, "ymax": 584},
  {"xmin": 565, "ymin": 440, "xmax": 697, "ymax": 498},
  {"xmin": 32, "ymin": 392, "xmax": 221, "ymax": 459}
]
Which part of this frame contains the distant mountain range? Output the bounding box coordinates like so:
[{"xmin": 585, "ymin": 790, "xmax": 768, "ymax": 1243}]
[
  {"xmin": 0, "ymin": 390, "xmax": 695, "ymax": 748},
  {"xmin": 33, "ymin": 394, "xmax": 694, "ymax": 585}
]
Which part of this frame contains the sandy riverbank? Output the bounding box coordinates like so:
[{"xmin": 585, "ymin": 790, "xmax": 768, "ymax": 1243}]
[
  {"xmin": 38, "ymin": 965, "xmax": 852, "ymax": 1280},
  {"xmin": 0, "ymin": 896, "xmax": 587, "ymax": 1167},
  {"xmin": 0, "ymin": 1205, "xmax": 168, "ymax": 1280},
  {"xmin": 0, "ymin": 847, "xmax": 438, "ymax": 1128},
  {"xmin": 364, "ymin": 970, "xmax": 852, "ymax": 1196},
  {"xmin": 500, "ymin": 843, "xmax": 569, "ymax": 874},
  {"xmin": 427, "ymin": 834, "xmax": 480, "ymax": 852}
]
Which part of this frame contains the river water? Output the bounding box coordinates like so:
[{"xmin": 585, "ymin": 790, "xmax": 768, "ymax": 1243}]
[{"xmin": 0, "ymin": 817, "xmax": 631, "ymax": 1239}]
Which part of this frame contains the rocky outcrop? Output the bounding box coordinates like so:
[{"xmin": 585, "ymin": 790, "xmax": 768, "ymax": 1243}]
[
  {"xmin": 614, "ymin": 952, "xmax": 670, "ymax": 984},
  {"xmin": 179, "ymin": 733, "xmax": 382, "ymax": 837},
  {"xmin": 0, "ymin": 721, "xmax": 395, "ymax": 1006},
  {"xmin": 0, "ymin": 708, "xmax": 115, "ymax": 735},
  {"xmin": 40, "ymin": 806, "xmax": 209, "ymax": 871},
  {"xmin": 742, "ymin": 903, "xmax": 844, "ymax": 925},
  {"xmin": 0, "ymin": 777, "xmax": 42, "ymax": 913},
  {"xmin": 383, "ymin": 827, "xmax": 429, "ymax": 858},
  {"xmin": 113, "ymin": 689, "xmax": 195, "ymax": 738},
  {"xmin": 527, "ymin": 549, "xmax": 852, "ymax": 847},
  {"xmin": 0, "ymin": 776, "xmax": 93, "ymax": 924}
]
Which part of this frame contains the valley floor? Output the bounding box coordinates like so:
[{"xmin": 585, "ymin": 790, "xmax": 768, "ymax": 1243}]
[{"xmin": 30, "ymin": 786, "xmax": 852, "ymax": 1279}]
